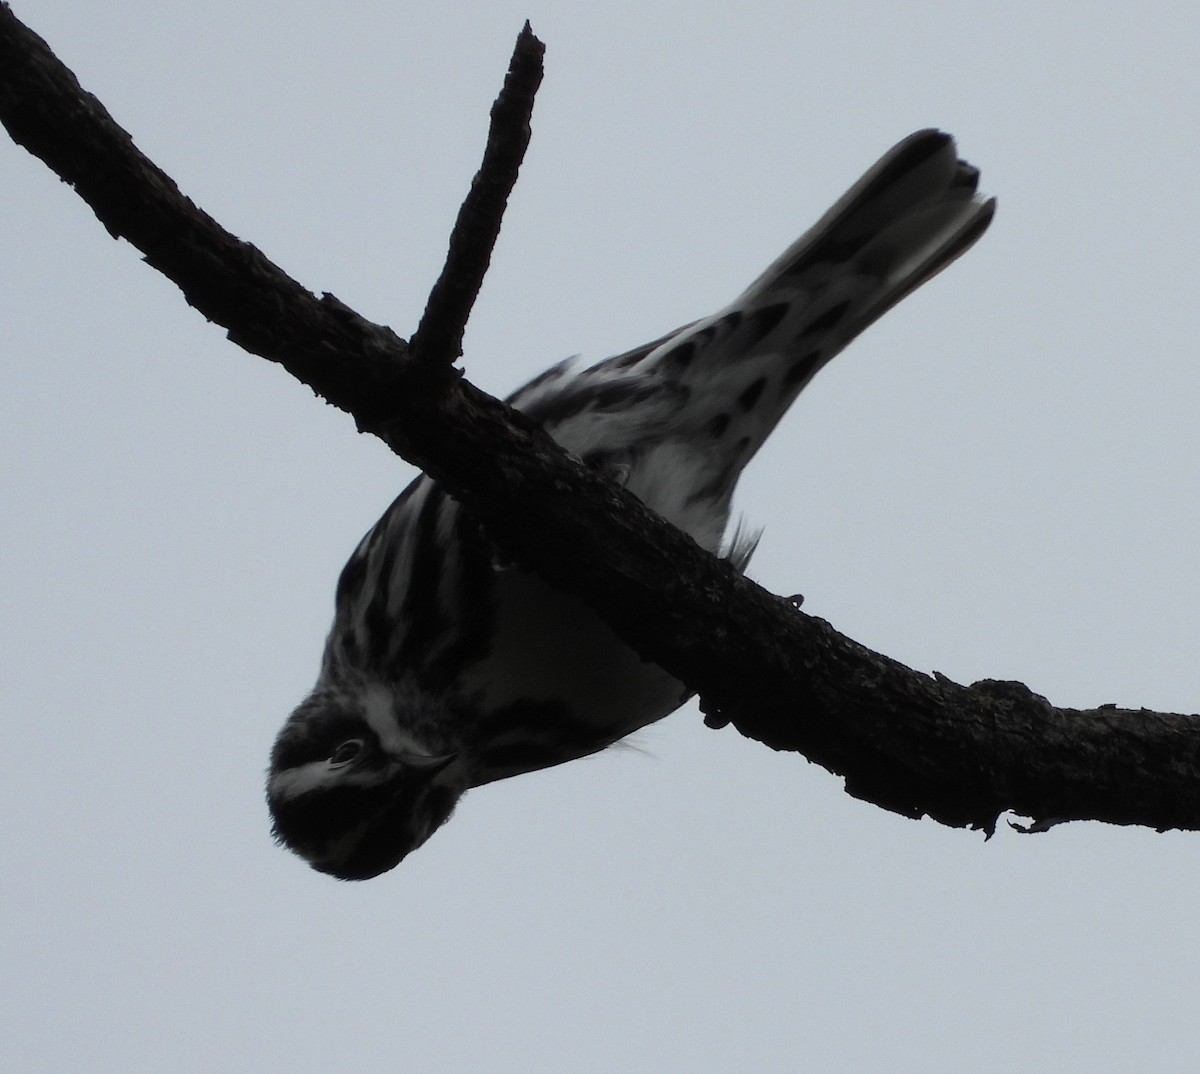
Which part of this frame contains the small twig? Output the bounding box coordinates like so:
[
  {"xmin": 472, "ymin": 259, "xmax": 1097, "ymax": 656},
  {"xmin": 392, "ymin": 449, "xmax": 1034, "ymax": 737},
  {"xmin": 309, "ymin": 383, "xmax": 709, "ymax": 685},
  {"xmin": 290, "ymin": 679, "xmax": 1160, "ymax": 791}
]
[{"xmin": 408, "ymin": 21, "xmax": 545, "ymax": 368}]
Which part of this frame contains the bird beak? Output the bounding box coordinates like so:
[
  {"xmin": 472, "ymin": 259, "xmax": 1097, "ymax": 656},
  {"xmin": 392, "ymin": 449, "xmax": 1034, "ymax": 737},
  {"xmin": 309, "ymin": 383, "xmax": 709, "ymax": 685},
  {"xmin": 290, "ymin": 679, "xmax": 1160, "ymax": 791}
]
[{"xmin": 398, "ymin": 750, "xmax": 458, "ymax": 776}]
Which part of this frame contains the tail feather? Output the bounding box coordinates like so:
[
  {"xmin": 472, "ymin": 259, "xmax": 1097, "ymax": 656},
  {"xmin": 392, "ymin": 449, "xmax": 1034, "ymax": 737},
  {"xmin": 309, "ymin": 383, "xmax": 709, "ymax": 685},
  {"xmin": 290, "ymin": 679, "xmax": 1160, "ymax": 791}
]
[
  {"xmin": 640, "ymin": 129, "xmax": 994, "ymax": 447},
  {"xmin": 743, "ymin": 128, "xmax": 994, "ymax": 333}
]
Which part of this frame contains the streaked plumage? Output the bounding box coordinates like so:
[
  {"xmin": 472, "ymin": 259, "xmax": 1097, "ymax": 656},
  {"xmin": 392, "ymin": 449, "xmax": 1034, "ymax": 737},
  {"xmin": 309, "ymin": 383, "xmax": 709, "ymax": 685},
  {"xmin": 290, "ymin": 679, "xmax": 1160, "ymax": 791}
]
[{"xmin": 268, "ymin": 129, "xmax": 995, "ymax": 879}]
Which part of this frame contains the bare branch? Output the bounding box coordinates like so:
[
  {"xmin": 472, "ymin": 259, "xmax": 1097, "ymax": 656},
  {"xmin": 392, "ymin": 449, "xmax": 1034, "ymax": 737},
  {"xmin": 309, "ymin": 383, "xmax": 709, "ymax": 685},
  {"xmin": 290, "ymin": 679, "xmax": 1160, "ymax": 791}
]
[
  {"xmin": 3, "ymin": 3, "xmax": 1199, "ymax": 837},
  {"xmin": 409, "ymin": 21, "xmax": 545, "ymax": 367}
]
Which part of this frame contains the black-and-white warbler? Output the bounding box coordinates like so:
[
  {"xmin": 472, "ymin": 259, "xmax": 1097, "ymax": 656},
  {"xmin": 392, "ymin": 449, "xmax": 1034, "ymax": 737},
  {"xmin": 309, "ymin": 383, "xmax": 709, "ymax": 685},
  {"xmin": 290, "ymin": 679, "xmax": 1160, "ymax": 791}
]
[{"xmin": 267, "ymin": 129, "xmax": 994, "ymax": 879}]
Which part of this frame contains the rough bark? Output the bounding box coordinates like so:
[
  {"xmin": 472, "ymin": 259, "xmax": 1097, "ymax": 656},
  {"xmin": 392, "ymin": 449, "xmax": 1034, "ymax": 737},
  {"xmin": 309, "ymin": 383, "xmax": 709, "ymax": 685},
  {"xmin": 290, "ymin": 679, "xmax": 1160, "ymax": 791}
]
[{"xmin": 3, "ymin": 3, "xmax": 1198, "ymax": 836}]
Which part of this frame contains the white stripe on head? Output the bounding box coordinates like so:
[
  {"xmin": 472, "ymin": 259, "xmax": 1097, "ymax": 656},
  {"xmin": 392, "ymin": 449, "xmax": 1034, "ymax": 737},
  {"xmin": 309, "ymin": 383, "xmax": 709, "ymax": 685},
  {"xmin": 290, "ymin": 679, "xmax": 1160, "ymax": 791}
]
[
  {"xmin": 268, "ymin": 758, "xmax": 383, "ymax": 800},
  {"xmin": 362, "ymin": 682, "xmax": 437, "ymax": 759}
]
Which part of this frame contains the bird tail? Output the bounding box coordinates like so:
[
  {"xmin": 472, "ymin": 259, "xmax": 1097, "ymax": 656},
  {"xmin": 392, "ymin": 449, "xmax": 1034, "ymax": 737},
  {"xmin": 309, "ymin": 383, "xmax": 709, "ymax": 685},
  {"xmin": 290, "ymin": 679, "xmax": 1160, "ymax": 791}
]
[
  {"xmin": 642, "ymin": 129, "xmax": 994, "ymax": 462},
  {"xmin": 740, "ymin": 128, "xmax": 994, "ymax": 339}
]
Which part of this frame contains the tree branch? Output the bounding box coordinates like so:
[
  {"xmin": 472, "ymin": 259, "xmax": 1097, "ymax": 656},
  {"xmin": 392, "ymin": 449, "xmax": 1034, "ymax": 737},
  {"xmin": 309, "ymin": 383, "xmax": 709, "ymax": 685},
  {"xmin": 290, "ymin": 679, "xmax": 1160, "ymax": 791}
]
[
  {"xmin": 409, "ymin": 21, "xmax": 544, "ymax": 367},
  {"xmin": 3, "ymin": 3, "xmax": 1198, "ymax": 836}
]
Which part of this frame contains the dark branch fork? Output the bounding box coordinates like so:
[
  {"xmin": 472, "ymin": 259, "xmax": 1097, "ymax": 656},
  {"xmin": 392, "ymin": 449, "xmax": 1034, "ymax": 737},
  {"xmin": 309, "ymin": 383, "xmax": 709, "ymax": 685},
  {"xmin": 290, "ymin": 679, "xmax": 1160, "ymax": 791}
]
[{"xmin": 3, "ymin": 3, "xmax": 1198, "ymax": 835}]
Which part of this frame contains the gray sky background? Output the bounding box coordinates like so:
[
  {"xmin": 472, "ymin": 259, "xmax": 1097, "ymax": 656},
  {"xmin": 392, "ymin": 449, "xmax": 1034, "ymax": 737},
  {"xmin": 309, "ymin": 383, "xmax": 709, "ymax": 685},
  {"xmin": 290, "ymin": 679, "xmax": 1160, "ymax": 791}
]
[{"xmin": 4, "ymin": 2, "xmax": 1200, "ymax": 1071}]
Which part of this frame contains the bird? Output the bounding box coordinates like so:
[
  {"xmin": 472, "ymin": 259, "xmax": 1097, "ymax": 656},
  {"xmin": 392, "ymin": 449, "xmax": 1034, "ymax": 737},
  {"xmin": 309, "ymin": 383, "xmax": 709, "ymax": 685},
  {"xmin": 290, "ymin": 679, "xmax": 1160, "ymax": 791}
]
[{"xmin": 267, "ymin": 129, "xmax": 995, "ymax": 880}]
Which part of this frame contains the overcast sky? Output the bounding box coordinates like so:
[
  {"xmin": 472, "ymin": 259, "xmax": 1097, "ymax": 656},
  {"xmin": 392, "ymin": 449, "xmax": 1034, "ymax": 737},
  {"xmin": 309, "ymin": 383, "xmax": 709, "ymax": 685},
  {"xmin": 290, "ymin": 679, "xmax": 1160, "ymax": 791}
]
[{"xmin": 4, "ymin": 2, "xmax": 1200, "ymax": 1071}]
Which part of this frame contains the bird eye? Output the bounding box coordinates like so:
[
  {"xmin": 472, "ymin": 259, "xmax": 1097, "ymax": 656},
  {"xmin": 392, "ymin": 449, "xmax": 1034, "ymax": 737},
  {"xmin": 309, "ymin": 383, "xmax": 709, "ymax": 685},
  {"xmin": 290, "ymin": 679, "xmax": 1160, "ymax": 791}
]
[{"xmin": 329, "ymin": 739, "xmax": 364, "ymax": 767}]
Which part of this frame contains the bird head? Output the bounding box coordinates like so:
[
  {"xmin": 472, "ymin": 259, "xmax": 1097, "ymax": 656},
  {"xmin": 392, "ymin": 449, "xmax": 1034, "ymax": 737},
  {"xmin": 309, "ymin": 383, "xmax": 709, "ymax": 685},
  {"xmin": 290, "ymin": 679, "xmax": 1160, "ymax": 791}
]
[{"xmin": 266, "ymin": 682, "xmax": 467, "ymax": 879}]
